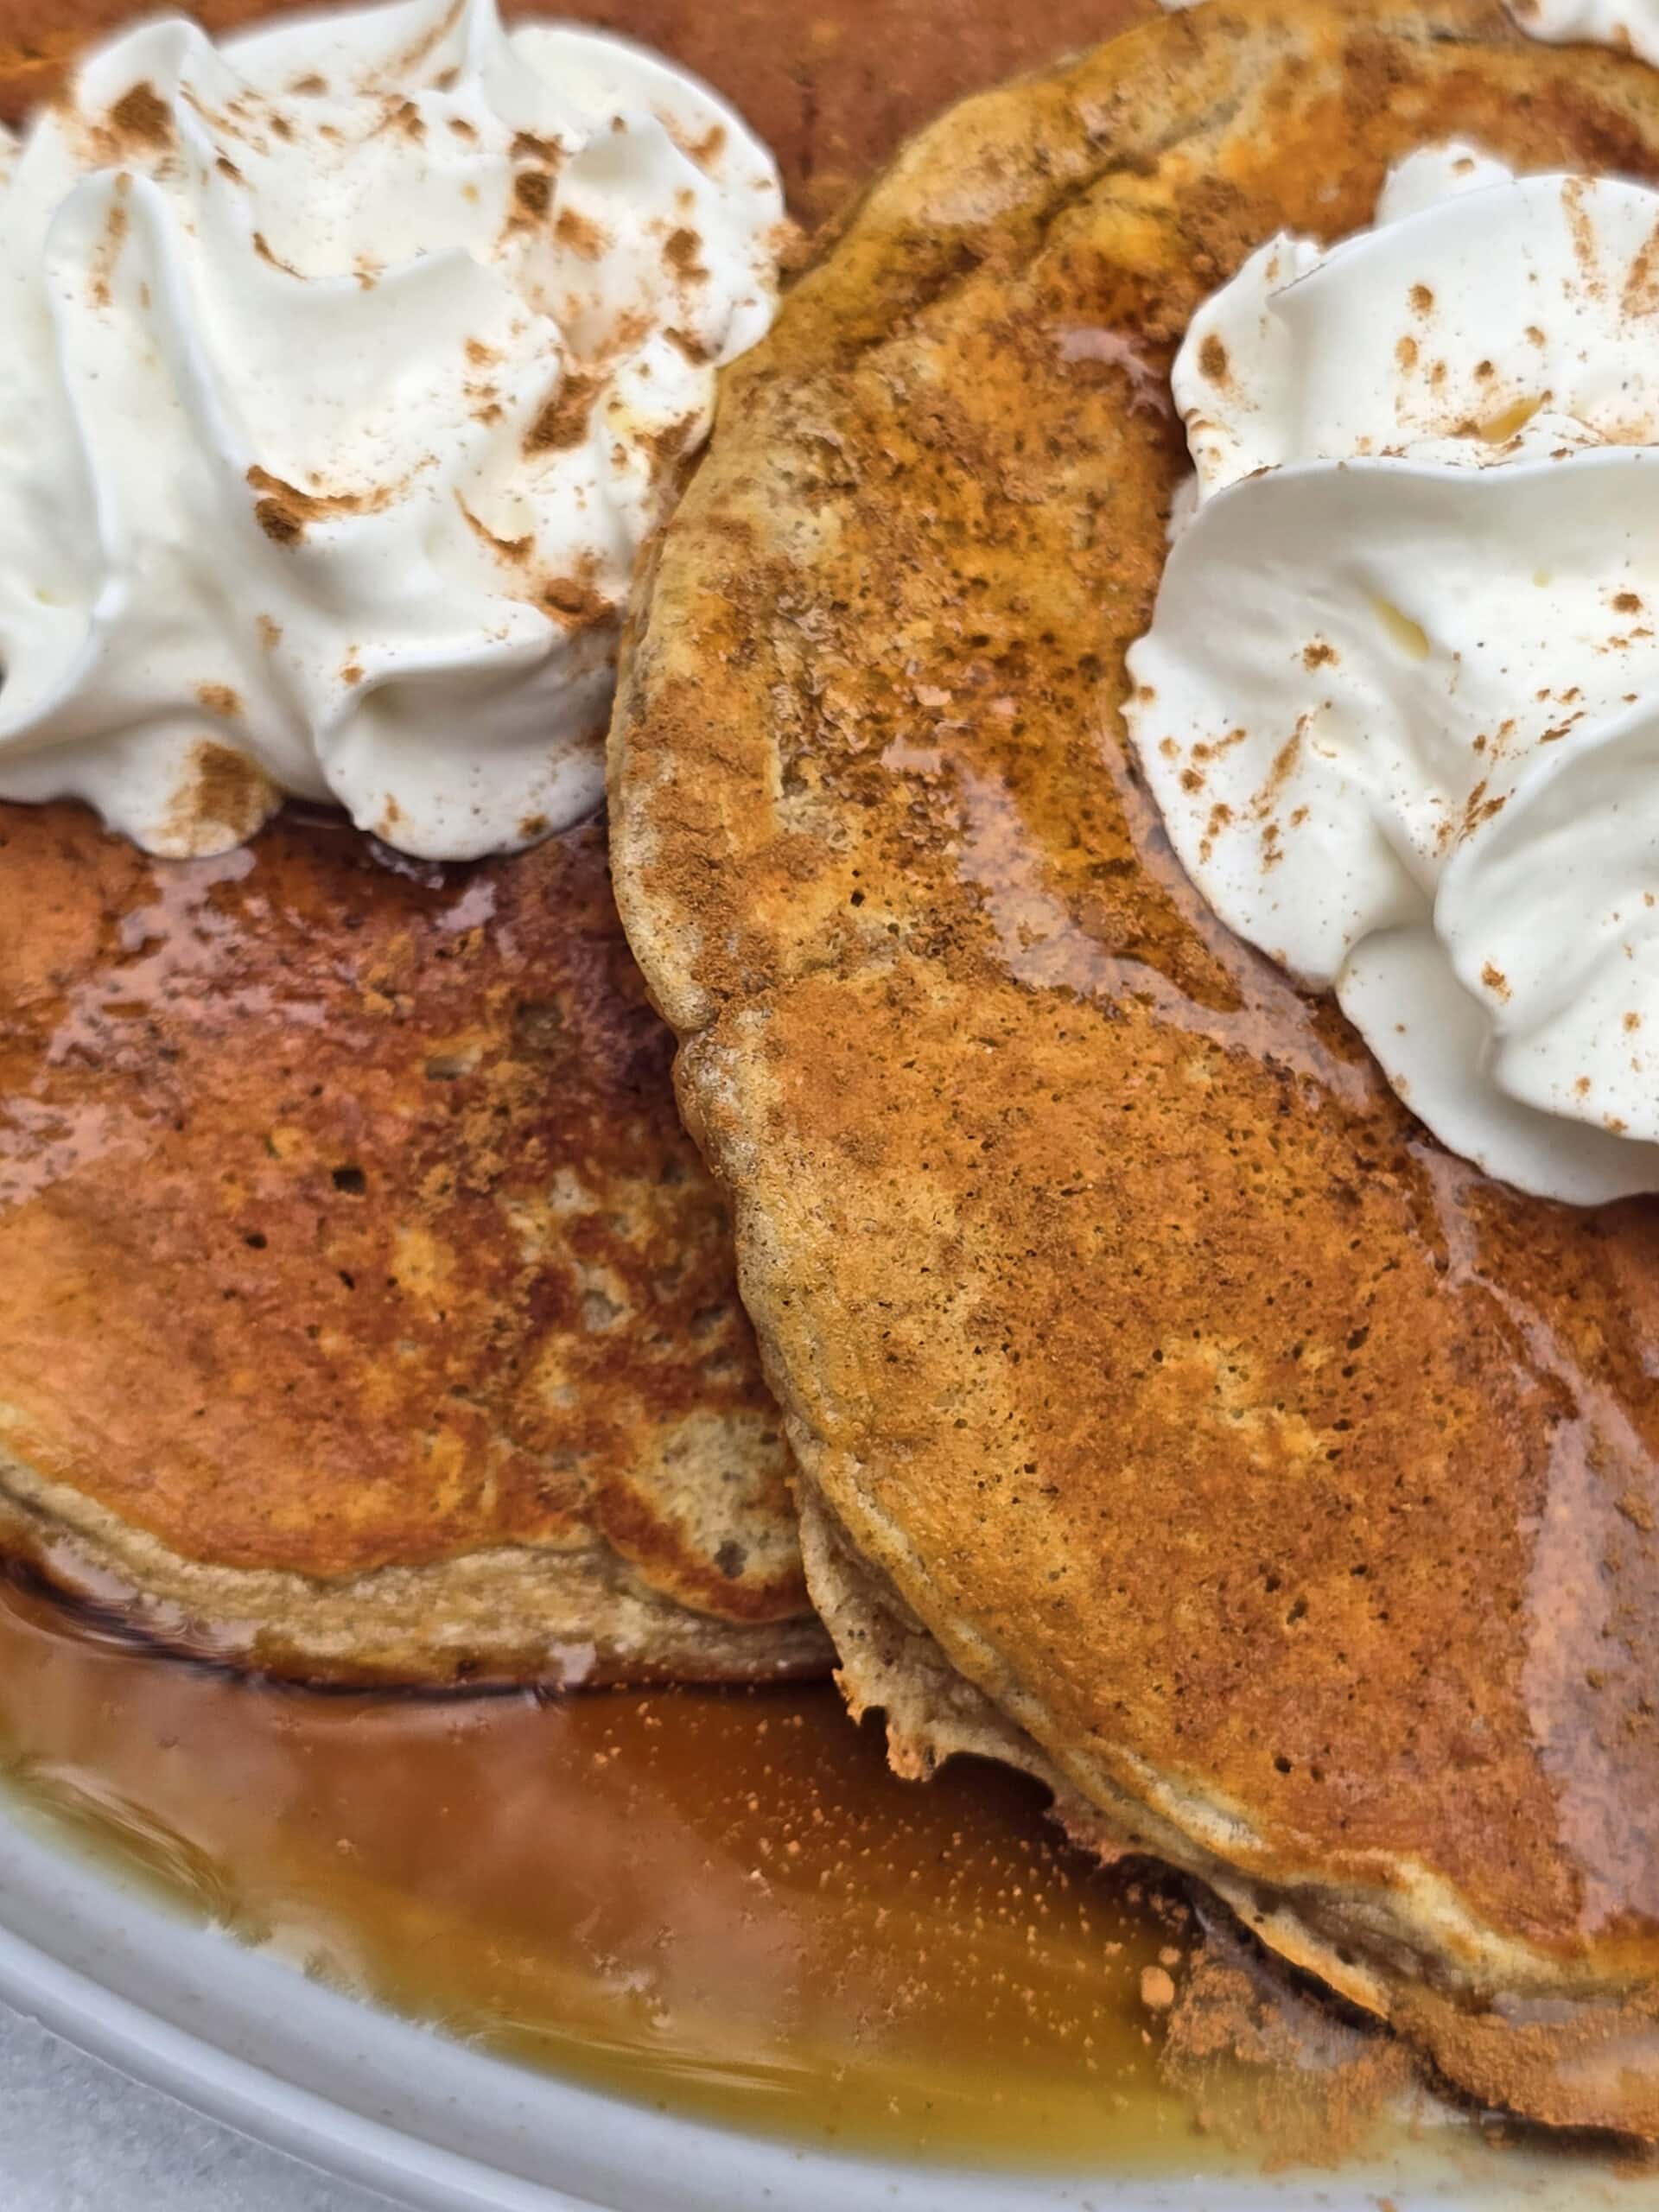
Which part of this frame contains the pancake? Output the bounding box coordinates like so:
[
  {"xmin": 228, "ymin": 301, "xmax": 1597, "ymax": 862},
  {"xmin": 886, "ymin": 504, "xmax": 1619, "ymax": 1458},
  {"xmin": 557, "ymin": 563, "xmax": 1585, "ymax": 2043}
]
[
  {"xmin": 0, "ymin": 0, "xmax": 1147, "ymax": 1684},
  {"xmin": 611, "ymin": 0, "xmax": 1659, "ymax": 2132},
  {"xmin": 0, "ymin": 804, "xmax": 832, "ymax": 1683}
]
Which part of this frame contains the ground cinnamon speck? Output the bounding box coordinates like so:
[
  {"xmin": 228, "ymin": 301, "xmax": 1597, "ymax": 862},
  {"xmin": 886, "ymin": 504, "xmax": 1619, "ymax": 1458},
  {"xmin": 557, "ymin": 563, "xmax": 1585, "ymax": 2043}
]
[
  {"xmin": 109, "ymin": 81, "xmax": 172, "ymax": 146},
  {"xmin": 554, "ymin": 207, "xmax": 606, "ymax": 258},
  {"xmin": 663, "ymin": 226, "xmax": 708, "ymax": 280},
  {"xmin": 525, "ymin": 373, "xmax": 602, "ymax": 454}
]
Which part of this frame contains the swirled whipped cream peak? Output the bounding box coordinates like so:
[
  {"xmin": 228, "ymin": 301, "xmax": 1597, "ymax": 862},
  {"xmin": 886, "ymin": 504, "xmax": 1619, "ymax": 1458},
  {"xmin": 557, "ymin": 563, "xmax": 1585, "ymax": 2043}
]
[
  {"xmin": 0, "ymin": 0, "xmax": 785, "ymax": 860},
  {"xmin": 1124, "ymin": 146, "xmax": 1659, "ymax": 1205},
  {"xmin": 1507, "ymin": 0, "xmax": 1659, "ymax": 66}
]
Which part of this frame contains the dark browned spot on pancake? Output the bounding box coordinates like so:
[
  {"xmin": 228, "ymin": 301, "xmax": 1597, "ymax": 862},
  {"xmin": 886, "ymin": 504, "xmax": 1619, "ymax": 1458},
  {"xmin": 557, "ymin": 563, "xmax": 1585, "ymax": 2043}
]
[
  {"xmin": 196, "ymin": 683, "xmax": 243, "ymax": 720},
  {"xmin": 1617, "ymin": 592, "xmax": 1645, "ymax": 613},
  {"xmin": 1409, "ymin": 283, "xmax": 1434, "ymax": 313},
  {"xmin": 1198, "ymin": 334, "xmax": 1229, "ymax": 383},
  {"xmin": 1480, "ymin": 962, "xmax": 1510, "ymax": 1001}
]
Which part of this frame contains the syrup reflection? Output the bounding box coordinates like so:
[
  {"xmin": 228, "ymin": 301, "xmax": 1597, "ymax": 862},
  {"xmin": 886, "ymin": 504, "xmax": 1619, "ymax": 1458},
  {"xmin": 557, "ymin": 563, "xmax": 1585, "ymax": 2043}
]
[
  {"xmin": 1416, "ymin": 1147, "xmax": 1659, "ymax": 1946},
  {"xmin": 0, "ymin": 1566, "xmax": 1207, "ymax": 2164}
]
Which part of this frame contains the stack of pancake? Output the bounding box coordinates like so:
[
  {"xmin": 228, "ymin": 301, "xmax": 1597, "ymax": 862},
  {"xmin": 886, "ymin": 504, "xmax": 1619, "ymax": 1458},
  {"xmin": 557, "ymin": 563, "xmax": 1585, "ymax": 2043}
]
[
  {"xmin": 611, "ymin": 0, "xmax": 1659, "ymax": 2137},
  {"xmin": 10, "ymin": 0, "xmax": 1659, "ymax": 2152}
]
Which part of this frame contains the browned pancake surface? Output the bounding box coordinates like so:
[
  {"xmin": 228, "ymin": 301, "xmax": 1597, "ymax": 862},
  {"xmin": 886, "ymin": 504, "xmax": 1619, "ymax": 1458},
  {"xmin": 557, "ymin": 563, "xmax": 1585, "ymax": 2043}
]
[
  {"xmin": 0, "ymin": 804, "xmax": 826, "ymax": 1678},
  {"xmin": 612, "ymin": 0, "xmax": 1659, "ymax": 2126}
]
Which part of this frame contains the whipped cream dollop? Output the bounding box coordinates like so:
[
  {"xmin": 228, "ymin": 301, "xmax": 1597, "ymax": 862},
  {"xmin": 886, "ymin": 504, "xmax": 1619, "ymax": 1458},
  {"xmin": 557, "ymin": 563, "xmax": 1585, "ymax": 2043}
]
[
  {"xmin": 1124, "ymin": 145, "xmax": 1659, "ymax": 1205},
  {"xmin": 1507, "ymin": 0, "xmax": 1659, "ymax": 65},
  {"xmin": 0, "ymin": 0, "xmax": 784, "ymax": 858}
]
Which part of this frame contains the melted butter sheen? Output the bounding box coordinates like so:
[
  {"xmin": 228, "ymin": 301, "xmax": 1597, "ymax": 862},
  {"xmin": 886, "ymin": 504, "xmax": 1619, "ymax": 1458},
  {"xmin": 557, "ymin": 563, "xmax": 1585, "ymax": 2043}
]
[{"xmin": 0, "ymin": 1570, "xmax": 1203, "ymax": 2165}]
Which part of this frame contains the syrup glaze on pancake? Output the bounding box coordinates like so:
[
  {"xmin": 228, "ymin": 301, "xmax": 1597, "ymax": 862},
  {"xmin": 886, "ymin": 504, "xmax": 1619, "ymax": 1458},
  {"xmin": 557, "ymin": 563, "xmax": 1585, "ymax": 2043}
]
[
  {"xmin": 612, "ymin": 0, "xmax": 1659, "ymax": 2129},
  {"xmin": 0, "ymin": 803, "xmax": 825, "ymax": 1683},
  {"xmin": 0, "ymin": 0, "xmax": 1151, "ymax": 1684}
]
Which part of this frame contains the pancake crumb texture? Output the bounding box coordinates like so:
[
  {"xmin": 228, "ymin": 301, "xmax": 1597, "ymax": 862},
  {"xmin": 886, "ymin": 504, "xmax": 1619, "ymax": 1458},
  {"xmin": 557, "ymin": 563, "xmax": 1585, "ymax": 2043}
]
[{"xmin": 612, "ymin": 0, "xmax": 1659, "ymax": 2133}]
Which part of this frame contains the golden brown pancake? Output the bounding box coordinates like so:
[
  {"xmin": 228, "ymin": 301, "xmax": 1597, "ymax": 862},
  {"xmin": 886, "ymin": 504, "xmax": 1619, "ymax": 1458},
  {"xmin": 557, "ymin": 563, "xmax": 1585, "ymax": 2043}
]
[
  {"xmin": 0, "ymin": 0, "xmax": 1142, "ymax": 1683},
  {"xmin": 0, "ymin": 804, "xmax": 830, "ymax": 1684},
  {"xmin": 612, "ymin": 0, "xmax": 1659, "ymax": 2133}
]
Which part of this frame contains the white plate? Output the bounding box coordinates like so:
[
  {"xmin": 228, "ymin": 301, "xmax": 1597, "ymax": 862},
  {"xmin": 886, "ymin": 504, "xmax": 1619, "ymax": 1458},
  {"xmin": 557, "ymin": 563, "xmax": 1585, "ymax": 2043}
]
[{"xmin": 0, "ymin": 1782, "xmax": 1618, "ymax": 2212}]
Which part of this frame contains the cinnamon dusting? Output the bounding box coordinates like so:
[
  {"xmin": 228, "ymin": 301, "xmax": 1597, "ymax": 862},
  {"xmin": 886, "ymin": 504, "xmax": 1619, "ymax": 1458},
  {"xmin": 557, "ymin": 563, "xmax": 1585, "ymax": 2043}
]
[
  {"xmin": 108, "ymin": 81, "xmax": 172, "ymax": 147},
  {"xmin": 247, "ymin": 464, "xmax": 397, "ymax": 543},
  {"xmin": 512, "ymin": 168, "xmax": 553, "ymax": 219},
  {"xmin": 165, "ymin": 742, "xmax": 278, "ymax": 849},
  {"xmin": 525, "ymin": 374, "xmax": 603, "ymax": 454},
  {"xmin": 542, "ymin": 571, "xmax": 614, "ymax": 630},
  {"xmin": 456, "ymin": 493, "xmax": 532, "ymax": 563},
  {"xmin": 553, "ymin": 206, "xmax": 607, "ymax": 259},
  {"xmin": 663, "ymin": 226, "xmax": 709, "ymax": 281}
]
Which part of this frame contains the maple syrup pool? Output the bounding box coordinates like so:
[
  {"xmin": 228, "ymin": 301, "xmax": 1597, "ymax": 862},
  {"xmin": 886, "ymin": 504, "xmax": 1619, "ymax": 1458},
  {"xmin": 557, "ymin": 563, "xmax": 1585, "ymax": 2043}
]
[{"xmin": 0, "ymin": 1565, "xmax": 1222, "ymax": 2169}]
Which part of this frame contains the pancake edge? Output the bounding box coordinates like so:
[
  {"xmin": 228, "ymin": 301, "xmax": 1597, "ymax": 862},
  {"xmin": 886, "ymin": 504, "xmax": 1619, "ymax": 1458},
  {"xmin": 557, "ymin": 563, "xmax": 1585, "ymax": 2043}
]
[{"xmin": 0, "ymin": 1428, "xmax": 831, "ymax": 1688}]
